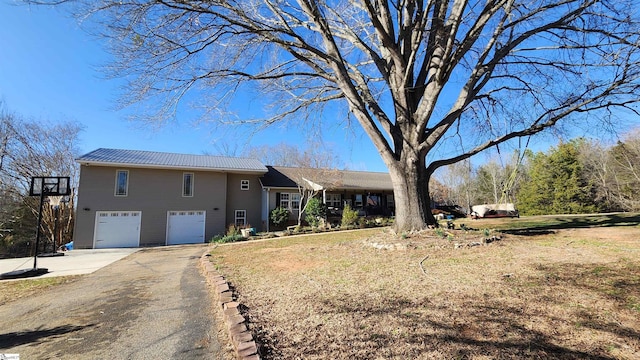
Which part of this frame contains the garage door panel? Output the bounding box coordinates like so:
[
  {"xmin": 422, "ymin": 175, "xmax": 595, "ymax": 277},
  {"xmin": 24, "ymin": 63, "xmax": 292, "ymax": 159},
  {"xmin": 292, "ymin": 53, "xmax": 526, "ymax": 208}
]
[
  {"xmin": 167, "ymin": 211, "xmax": 206, "ymax": 245},
  {"xmin": 94, "ymin": 211, "xmax": 141, "ymax": 248}
]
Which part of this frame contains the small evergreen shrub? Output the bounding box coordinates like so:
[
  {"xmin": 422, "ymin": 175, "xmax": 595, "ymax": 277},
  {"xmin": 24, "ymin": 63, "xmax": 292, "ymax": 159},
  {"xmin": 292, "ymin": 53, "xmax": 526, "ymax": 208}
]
[
  {"xmin": 341, "ymin": 204, "xmax": 359, "ymax": 226},
  {"xmin": 305, "ymin": 198, "xmax": 327, "ymax": 227},
  {"xmin": 270, "ymin": 207, "xmax": 290, "ymax": 228}
]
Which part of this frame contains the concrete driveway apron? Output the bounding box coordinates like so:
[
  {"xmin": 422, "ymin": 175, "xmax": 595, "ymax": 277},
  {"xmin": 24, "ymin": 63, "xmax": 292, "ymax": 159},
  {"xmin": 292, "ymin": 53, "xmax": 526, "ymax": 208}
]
[{"xmin": 0, "ymin": 245, "xmax": 226, "ymax": 359}]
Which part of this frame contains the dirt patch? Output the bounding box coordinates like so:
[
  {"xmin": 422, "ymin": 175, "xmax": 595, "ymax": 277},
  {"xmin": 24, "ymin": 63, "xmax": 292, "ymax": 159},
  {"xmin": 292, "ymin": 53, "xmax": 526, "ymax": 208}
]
[{"xmin": 210, "ymin": 224, "xmax": 640, "ymax": 359}]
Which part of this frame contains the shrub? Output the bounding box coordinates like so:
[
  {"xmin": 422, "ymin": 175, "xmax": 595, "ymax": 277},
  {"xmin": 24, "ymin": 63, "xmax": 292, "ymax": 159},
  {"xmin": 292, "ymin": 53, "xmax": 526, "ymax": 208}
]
[
  {"xmin": 210, "ymin": 233, "xmax": 244, "ymax": 244},
  {"xmin": 305, "ymin": 197, "xmax": 327, "ymax": 227},
  {"xmin": 270, "ymin": 207, "xmax": 290, "ymax": 227},
  {"xmin": 226, "ymin": 224, "xmax": 241, "ymax": 237},
  {"xmin": 341, "ymin": 204, "xmax": 359, "ymax": 226}
]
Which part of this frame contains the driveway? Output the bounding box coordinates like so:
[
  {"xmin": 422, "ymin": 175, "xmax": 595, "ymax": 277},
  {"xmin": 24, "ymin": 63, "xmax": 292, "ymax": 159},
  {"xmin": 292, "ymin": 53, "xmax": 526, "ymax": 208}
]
[{"xmin": 0, "ymin": 245, "xmax": 227, "ymax": 359}]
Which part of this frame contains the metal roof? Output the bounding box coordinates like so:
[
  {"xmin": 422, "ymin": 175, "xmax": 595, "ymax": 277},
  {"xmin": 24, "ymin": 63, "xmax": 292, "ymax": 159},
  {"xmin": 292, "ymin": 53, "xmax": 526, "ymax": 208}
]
[
  {"xmin": 261, "ymin": 166, "xmax": 393, "ymax": 191},
  {"xmin": 77, "ymin": 148, "xmax": 267, "ymax": 173}
]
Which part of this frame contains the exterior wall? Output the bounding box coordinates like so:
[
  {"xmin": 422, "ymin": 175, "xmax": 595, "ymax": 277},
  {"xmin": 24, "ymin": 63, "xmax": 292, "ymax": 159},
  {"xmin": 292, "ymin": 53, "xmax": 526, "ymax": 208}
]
[
  {"xmin": 74, "ymin": 165, "xmax": 229, "ymax": 248},
  {"xmin": 225, "ymin": 173, "xmax": 264, "ymax": 231},
  {"xmin": 266, "ymin": 187, "xmax": 300, "ymax": 221}
]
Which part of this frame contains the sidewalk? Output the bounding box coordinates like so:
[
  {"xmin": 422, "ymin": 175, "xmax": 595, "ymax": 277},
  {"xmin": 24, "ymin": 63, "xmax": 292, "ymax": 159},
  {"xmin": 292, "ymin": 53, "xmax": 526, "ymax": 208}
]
[{"xmin": 0, "ymin": 248, "xmax": 140, "ymax": 279}]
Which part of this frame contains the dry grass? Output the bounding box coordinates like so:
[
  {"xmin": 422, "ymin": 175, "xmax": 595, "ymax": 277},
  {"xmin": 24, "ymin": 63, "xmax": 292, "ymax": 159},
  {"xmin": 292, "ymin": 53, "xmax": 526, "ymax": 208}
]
[
  {"xmin": 0, "ymin": 276, "xmax": 81, "ymax": 306},
  {"xmin": 209, "ymin": 216, "xmax": 640, "ymax": 359}
]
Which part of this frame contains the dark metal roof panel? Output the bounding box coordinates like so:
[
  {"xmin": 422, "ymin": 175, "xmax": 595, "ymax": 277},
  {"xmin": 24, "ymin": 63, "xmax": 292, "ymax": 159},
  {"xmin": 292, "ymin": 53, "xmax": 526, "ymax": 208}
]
[{"xmin": 260, "ymin": 166, "xmax": 393, "ymax": 191}]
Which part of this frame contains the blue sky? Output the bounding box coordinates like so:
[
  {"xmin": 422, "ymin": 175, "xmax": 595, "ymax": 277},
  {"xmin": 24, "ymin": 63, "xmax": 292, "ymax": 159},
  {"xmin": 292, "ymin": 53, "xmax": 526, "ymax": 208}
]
[
  {"xmin": 0, "ymin": 2, "xmax": 388, "ymax": 172},
  {"xmin": 3, "ymin": 2, "xmax": 633, "ymax": 175}
]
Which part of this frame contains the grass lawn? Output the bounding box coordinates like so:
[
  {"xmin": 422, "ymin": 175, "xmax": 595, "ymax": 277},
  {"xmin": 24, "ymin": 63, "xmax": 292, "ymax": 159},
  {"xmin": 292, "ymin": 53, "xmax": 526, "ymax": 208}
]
[
  {"xmin": 209, "ymin": 213, "xmax": 640, "ymax": 359},
  {"xmin": 0, "ymin": 276, "xmax": 81, "ymax": 306}
]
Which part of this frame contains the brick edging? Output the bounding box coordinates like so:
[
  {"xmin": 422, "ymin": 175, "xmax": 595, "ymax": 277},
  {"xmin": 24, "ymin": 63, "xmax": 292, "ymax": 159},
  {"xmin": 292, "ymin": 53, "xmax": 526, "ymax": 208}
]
[{"xmin": 199, "ymin": 251, "xmax": 260, "ymax": 360}]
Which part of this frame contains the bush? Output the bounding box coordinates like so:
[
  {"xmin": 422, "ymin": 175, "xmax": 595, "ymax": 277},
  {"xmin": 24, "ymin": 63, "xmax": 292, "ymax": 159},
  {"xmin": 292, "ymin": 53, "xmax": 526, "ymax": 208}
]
[
  {"xmin": 209, "ymin": 224, "xmax": 246, "ymax": 243},
  {"xmin": 210, "ymin": 234, "xmax": 245, "ymax": 244},
  {"xmin": 226, "ymin": 224, "xmax": 241, "ymax": 236},
  {"xmin": 270, "ymin": 207, "xmax": 290, "ymax": 227},
  {"xmin": 341, "ymin": 204, "xmax": 359, "ymax": 227},
  {"xmin": 305, "ymin": 198, "xmax": 326, "ymax": 227}
]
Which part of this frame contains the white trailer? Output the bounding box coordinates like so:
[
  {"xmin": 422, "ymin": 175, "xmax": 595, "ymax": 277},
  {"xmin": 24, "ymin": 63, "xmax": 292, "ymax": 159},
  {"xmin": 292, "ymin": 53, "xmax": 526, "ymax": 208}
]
[{"xmin": 470, "ymin": 203, "xmax": 519, "ymax": 219}]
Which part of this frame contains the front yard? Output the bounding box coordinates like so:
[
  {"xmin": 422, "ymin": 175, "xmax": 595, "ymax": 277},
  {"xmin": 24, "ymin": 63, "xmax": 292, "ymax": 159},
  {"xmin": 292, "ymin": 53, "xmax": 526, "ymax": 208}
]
[{"xmin": 208, "ymin": 214, "xmax": 640, "ymax": 359}]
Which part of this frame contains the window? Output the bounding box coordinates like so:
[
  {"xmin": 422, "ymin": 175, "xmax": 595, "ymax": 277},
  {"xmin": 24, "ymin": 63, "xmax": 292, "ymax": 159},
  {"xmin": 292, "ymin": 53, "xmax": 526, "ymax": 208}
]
[
  {"xmin": 367, "ymin": 195, "xmax": 380, "ymax": 207},
  {"xmin": 183, "ymin": 173, "xmax": 194, "ymax": 197},
  {"xmin": 235, "ymin": 210, "xmax": 246, "ymax": 227},
  {"xmin": 355, "ymin": 194, "xmax": 363, "ymax": 207},
  {"xmin": 280, "ymin": 193, "xmax": 290, "ymax": 209},
  {"xmin": 240, "ymin": 179, "xmax": 250, "ymax": 190},
  {"xmin": 326, "ymin": 194, "xmax": 341, "ymax": 208},
  {"xmin": 291, "ymin": 193, "xmax": 301, "ymax": 211},
  {"xmin": 387, "ymin": 194, "xmax": 395, "ymax": 209},
  {"xmin": 115, "ymin": 170, "xmax": 129, "ymax": 196}
]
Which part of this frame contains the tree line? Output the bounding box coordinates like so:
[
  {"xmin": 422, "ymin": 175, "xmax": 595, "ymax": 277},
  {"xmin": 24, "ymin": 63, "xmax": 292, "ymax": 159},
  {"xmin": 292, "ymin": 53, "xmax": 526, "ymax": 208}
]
[
  {"xmin": 0, "ymin": 103, "xmax": 81, "ymax": 258},
  {"xmin": 434, "ymin": 130, "xmax": 640, "ymax": 216}
]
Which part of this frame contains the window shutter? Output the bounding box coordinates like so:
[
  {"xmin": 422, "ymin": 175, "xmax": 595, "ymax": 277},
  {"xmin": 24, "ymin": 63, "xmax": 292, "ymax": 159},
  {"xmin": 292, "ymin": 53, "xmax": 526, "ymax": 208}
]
[{"xmin": 276, "ymin": 192, "xmax": 281, "ymax": 208}]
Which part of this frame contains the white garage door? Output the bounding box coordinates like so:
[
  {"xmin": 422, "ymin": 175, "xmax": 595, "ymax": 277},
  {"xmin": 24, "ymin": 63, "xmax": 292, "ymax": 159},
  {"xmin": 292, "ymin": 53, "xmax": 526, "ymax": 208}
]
[
  {"xmin": 94, "ymin": 211, "xmax": 141, "ymax": 248},
  {"xmin": 166, "ymin": 211, "xmax": 206, "ymax": 245}
]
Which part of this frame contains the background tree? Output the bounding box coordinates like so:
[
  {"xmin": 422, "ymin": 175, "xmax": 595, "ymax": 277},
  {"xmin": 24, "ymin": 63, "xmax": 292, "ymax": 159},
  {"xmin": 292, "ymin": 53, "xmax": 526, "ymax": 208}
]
[
  {"xmin": 244, "ymin": 142, "xmax": 342, "ymax": 169},
  {"xmin": 0, "ymin": 104, "xmax": 82, "ymax": 258},
  {"xmin": 42, "ymin": 0, "xmax": 640, "ymax": 231},
  {"xmin": 473, "ymin": 149, "xmax": 526, "ymax": 206},
  {"xmin": 435, "ymin": 160, "xmax": 474, "ymax": 212},
  {"xmin": 517, "ymin": 140, "xmax": 599, "ymax": 215},
  {"xmin": 607, "ymin": 130, "xmax": 640, "ymax": 211},
  {"xmin": 474, "ymin": 159, "xmax": 504, "ymax": 205},
  {"xmin": 577, "ymin": 138, "xmax": 620, "ymax": 212},
  {"xmin": 246, "ymin": 142, "xmax": 341, "ymax": 226}
]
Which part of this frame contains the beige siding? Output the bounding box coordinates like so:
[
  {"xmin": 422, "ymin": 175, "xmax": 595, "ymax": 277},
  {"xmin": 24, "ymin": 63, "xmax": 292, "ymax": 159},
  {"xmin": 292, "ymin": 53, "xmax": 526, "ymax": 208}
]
[
  {"xmin": 74, "ymin": 165, "xmax": 228, "ymax": 248},
  {"xmin": 269, "ymin": 188, "xmax": 300, "ymax": 221},
  {"xmin": 226, "ymin": 174, "xmax": 264, "ymax": 231}
]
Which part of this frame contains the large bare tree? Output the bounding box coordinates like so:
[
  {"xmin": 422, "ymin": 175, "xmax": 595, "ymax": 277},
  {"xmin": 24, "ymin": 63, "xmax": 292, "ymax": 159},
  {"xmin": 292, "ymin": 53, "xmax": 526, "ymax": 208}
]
[{"xmin": 41, "ymin": 0, "xmax": 640, "ymax": 230}]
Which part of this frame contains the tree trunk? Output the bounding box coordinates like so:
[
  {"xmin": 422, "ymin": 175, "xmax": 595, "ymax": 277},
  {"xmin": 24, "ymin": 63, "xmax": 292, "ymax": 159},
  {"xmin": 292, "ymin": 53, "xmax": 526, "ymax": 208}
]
[{"xmin": 388, "ymin": 156, "xmax": 436, "ymax": 232}]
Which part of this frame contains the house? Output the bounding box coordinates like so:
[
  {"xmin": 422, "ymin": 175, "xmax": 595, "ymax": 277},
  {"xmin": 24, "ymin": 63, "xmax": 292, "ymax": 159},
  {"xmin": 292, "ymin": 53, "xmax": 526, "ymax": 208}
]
[
  {"xmin": 260, "ymin": 166, "xmax": 395, "ymax": 229},
  {"xmin": 73, "ymin": 148, "xmax": 396, "ymax": 249},
  {"xmin": 74, "ymin": 148, "xmax": 267, "ymax": 249}
]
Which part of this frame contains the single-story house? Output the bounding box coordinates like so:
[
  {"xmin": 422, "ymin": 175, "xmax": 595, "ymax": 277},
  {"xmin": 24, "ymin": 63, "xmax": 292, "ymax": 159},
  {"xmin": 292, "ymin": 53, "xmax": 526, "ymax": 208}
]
[
  {"xmin": 260, "ymin": 166, "xmax": 396, "ymax": 227},
  {"xmin": 73, "ymin": 148, "xmax": 395, "ymax": 249}
]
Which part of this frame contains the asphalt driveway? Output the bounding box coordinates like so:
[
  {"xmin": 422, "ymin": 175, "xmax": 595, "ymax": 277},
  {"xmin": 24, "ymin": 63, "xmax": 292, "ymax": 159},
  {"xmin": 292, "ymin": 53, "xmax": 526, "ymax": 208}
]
[{"xmin": 0, "ymin": 245, "xmax": 227, "ymax": 359}]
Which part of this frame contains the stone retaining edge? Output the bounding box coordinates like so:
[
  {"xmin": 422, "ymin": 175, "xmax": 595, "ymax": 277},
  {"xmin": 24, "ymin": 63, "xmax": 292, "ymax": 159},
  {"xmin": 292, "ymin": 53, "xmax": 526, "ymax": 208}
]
[{"xmin": 199, "ymin": 252, "xmax": 261, "ymax": 360}]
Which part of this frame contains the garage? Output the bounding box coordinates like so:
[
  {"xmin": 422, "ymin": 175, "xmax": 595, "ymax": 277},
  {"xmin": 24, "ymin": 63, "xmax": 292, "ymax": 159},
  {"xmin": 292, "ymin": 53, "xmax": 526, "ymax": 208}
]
[
  {"xmin": 166, "ymin": 210, "xmax": 206, "ymax": 245},
  {"xmin": 94, "ymin": 211, "xmax": 141, "ymax": 248}
]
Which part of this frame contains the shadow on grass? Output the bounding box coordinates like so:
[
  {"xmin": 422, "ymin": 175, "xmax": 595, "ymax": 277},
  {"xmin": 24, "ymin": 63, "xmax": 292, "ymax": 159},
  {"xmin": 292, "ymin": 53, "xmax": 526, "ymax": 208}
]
[
  {"xmin": 501, "ymin": 213, "xmax": 640, "ymax": 236},
  {"xmin": 0, "ymin": 324, "xmax": 96, "ymax": 349},
  {"xmin": 252, "ymin": 261, "xmax": 639, "ymax": 359}
]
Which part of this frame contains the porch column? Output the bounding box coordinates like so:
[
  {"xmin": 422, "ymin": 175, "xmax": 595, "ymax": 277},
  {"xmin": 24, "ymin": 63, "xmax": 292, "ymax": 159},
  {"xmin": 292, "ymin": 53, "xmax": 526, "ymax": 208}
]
[{"xmin": 262, "ymin": 187, "xmax": 270, "ymax": 232}]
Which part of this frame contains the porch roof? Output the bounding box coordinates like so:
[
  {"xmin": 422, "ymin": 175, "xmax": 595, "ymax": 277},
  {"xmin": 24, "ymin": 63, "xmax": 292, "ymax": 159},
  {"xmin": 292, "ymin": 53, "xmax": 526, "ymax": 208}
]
[{"xmin": 260, "ymin": 166, "xmax": 394, "ymax": 191}]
